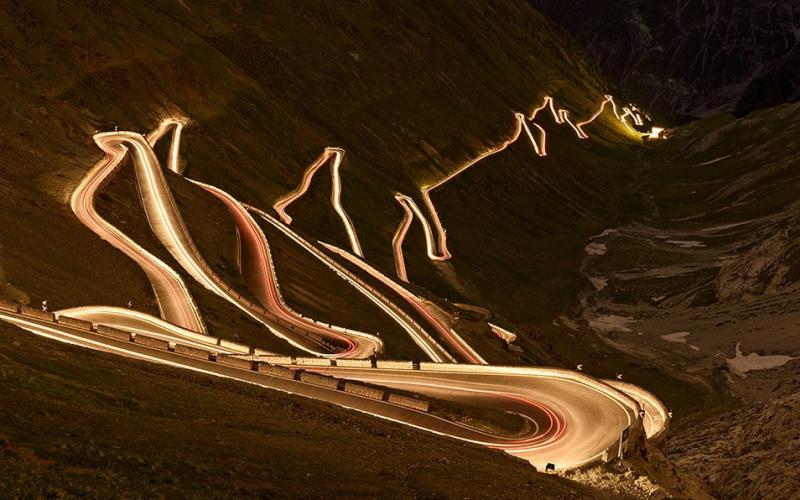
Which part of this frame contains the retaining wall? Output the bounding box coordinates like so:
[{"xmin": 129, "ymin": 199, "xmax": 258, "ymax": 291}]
[
  {"xmin": 174, "ymin": 344, "xmax": 213, "ymax": 360},
  {"xmin": 19, "ymin": 305, "xmax": 54, "ymax": 322},
  {"xmin": 388, "ymin": 393, "xmax": 429, "ymax": 412},
  {"xmin": 217, "ymin": 355, "xmax": 254, "ymax": 370},
  {"xmin": 300, "ymin": 371, "xmax": 340, "ymax": 390},
  {"xmin": 0, "ymin": 299, "xmax": 19, "ymax": 313},
  {"xmin": 294, "ymin": 357, "xmax": 334, "ymax": 366},
  {"xmin": 217, "ymin": 355, "xmax": 253, "ymax": 370},
  {"xmin": 253, "ymin": 348, "xmax": 277, "ymax": 356},
  {"xmin": 376, "ymin": 360, "xmax": 414, "ymax": 370},
  {"xmin": 56, "ymin": 315, "xmax": 93, "ymax": 331},
  {"xmin": 133, "ymin": 334, "xmax": 169, "ymax": 351},
  {"xmin": 95, "ymin": 324, "xmax": 132, "ymax": 342},
  {"xmin": 257, "ymin": 363, "xmax": 295, "ymax": 379},
  {"xmin": 334, "ymin": 359, "xmax": 372, "ymax": 368},
  {"xmin": 218, "ymin": 338, "xmax": 251, "ymax": 354},
  {"xmin": 343, "ymin": 382, "xmax": 384, "ymax": 400},
  {"xmin": 259, "ymin": 356, "xmax": 293, "ymax": 365}
]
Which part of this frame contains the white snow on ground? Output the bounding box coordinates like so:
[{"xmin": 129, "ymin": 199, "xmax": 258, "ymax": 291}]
[
  {"xmin": 590, "ymin": 276, "xmax": 608, "ymax": 291},
  {"xmin": 584, "ymin": 242, "xmax": 607, "ymax": 256},
  {"xmin": 661, "ymin": 331, "xmax": 691, "ymax": 343},
  {"xmin": 589, "ymin": 315, "xmax": 635, "ymax": 333},
  {"xmin": 661, "ymin": 331, "xmax": 701, "ymax": 351},
  {"xmin": 665, "ymin": 240, "xmax": 706, "ymax": 248},
  {"xmin": 726, "ymin": 342, "xmax": 797, "ymax": 377}
]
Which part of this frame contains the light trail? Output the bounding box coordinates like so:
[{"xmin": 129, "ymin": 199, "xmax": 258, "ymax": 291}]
[
  {"xmin": 648, "ymin": 127, "xmax": 665, "ymax": 139},
  {"xmin": 190, "ymin": 177, "xmax": 383, "ymax": 358},
  {"xmin": 95, "ymin": 126, "xmax": 356, "ymax": 357},
  {"xmin": 263, "ymin": 361, "xmax": 639, "ymax": 469},
  {"xmin": 273, "ymin": 148, "xmax": 364, "ymax": 257},
  {"xmin": 73, "ymin": 134, "xmax": 206, "ymax": 333},
  {"xmin": 392, "ymin": 94, "xmax": 653, "ymax": 281},
  {"xmin": 247, "ymin": 204, "xmax": 453, "ymax": 363},
  {"xmin": 574, "ymin": 94, "xmax": 624, "ymax": 138},
  {"xmin": 391, "ymin": 196, "xmax": 414, "ymax": 282},
  {"xmin": 1, "ymin": 99, "xmax": 667, "ymax": 471},
  {"xmin": 0, "ymin": 308, "xmax": 642, "ymax": 471},
  {"xmin": 417, "ymin": 112, "xmax": 528, "ymax": 262},
  {"xmin": 54, "ymin": 305, "xmax": 235, "ymax": 352},
  {"xmin": 320, "ymin": 242, "xmax": 486, "ymax": 365},
  {"xmin": 140, "ymin": 118, "xmax": 461, "ymax": 360}
]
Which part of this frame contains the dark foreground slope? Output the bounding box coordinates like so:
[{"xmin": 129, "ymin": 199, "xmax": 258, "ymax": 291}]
[{"xmin": 0, "ymin": 323, "xmax": 601, "ymax": 499}]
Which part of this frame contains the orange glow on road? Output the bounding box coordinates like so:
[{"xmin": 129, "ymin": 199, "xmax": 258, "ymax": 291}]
[
  {"xmin": 395, "ymin": 94, "xmax": 645, "ymax": 281},
  {"xmin": 77, "ymin": 134, "xmax": 206, "ymax": 333},
  {"xmin": 273, "ymin": 148, "xmax": 364, "ymax": 257},
  {"xmin": 321, "ymin": 242, "xmax": 486, "ymax": 364}
]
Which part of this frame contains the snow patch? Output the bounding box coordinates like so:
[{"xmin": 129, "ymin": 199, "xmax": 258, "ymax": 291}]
[
  {"xmin": 589, "ymin": 315, "xmax": 635, "ymax": 333},
  {"xmin": 726, "ymin": 342, "xmax": 796, "ymax": 377},
  {"xmin": 584, "ymin": 242, "xmax": 607, "ymax": 256},
  {"xmin": 590, "ymin": 276, "xmax": 608, "ymax": 291},
  {"xmin": 661, "ymin": 331, "xmax": 691, "ymax": 343},
  {"xmin": 661, "ymin": 331, "xmax": 701, "ymax": 351}
]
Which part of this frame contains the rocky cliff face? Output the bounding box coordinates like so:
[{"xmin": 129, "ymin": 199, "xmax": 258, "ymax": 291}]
[
  {"xmin": 530, "ymin": 0, "xmax": 800, "ymax": 123},
  {"xmin": 671, "ymin": 392, "xmax": 800, "ymax": 499}
]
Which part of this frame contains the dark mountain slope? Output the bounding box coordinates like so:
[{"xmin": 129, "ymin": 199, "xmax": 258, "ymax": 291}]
[{"xmin": 531, "ymin": 0, "xmax": 800, "ymax": 122}]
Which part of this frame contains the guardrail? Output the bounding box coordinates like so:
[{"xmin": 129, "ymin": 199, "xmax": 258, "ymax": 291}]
[
  {"xmin": 603, "ymin": 379, "xmax": 669, "ymax": 445},
  {"xmin": 19, "ymin": 305, "xmax": 55, "ymax": 322},
  {"xmin": 55, "ymin": 314, "xmax": 93, "ymax": 331},
  {"xmin": 1, "ymin": 300, "xmax": 435, "ymax": 414},
  {"xmin": 1, "ymin": 298, "xmax": 650, "ymax": 447}
]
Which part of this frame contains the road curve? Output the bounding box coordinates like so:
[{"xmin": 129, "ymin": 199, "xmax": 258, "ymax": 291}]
[
  {"xmin": 321, "ymin": 242, "xmax": 486, "ymax": 365},
  {"xmin": 72, "ymin": 136, "xmax": 206, "ymax": 333},
  {"xmin": 96, "ymin": 123, "xmax": 388, "ymax": 358},
  {"xmin": 1, "ymin": 106, "xmax": 667, "ymax": 474},
  {"xmin": 0, "ymin": 309, "xmax": 641, "ymax": 472},
  {"xmin": 248, "ymin": 204, "xmax": 455, "ymax": 363},
  {"xmin": 394, "ymin": 95, "xmax": 639, "ymax": 282},
  {"xmin": 273, "ymin": 147, "xmax": 364, "ymax": 257},
  {"xmin": 304, "ymin": 363, "xmax": 638, "ymax": 470},
  {"xmin": 190, "ymin": 178, "xmax": 382, "ymax": 358}
]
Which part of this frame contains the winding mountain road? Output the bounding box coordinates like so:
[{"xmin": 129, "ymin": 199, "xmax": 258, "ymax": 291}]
[{"xmin": 0, "ymin": 98, "xmax": 667, "ymax": 472}]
